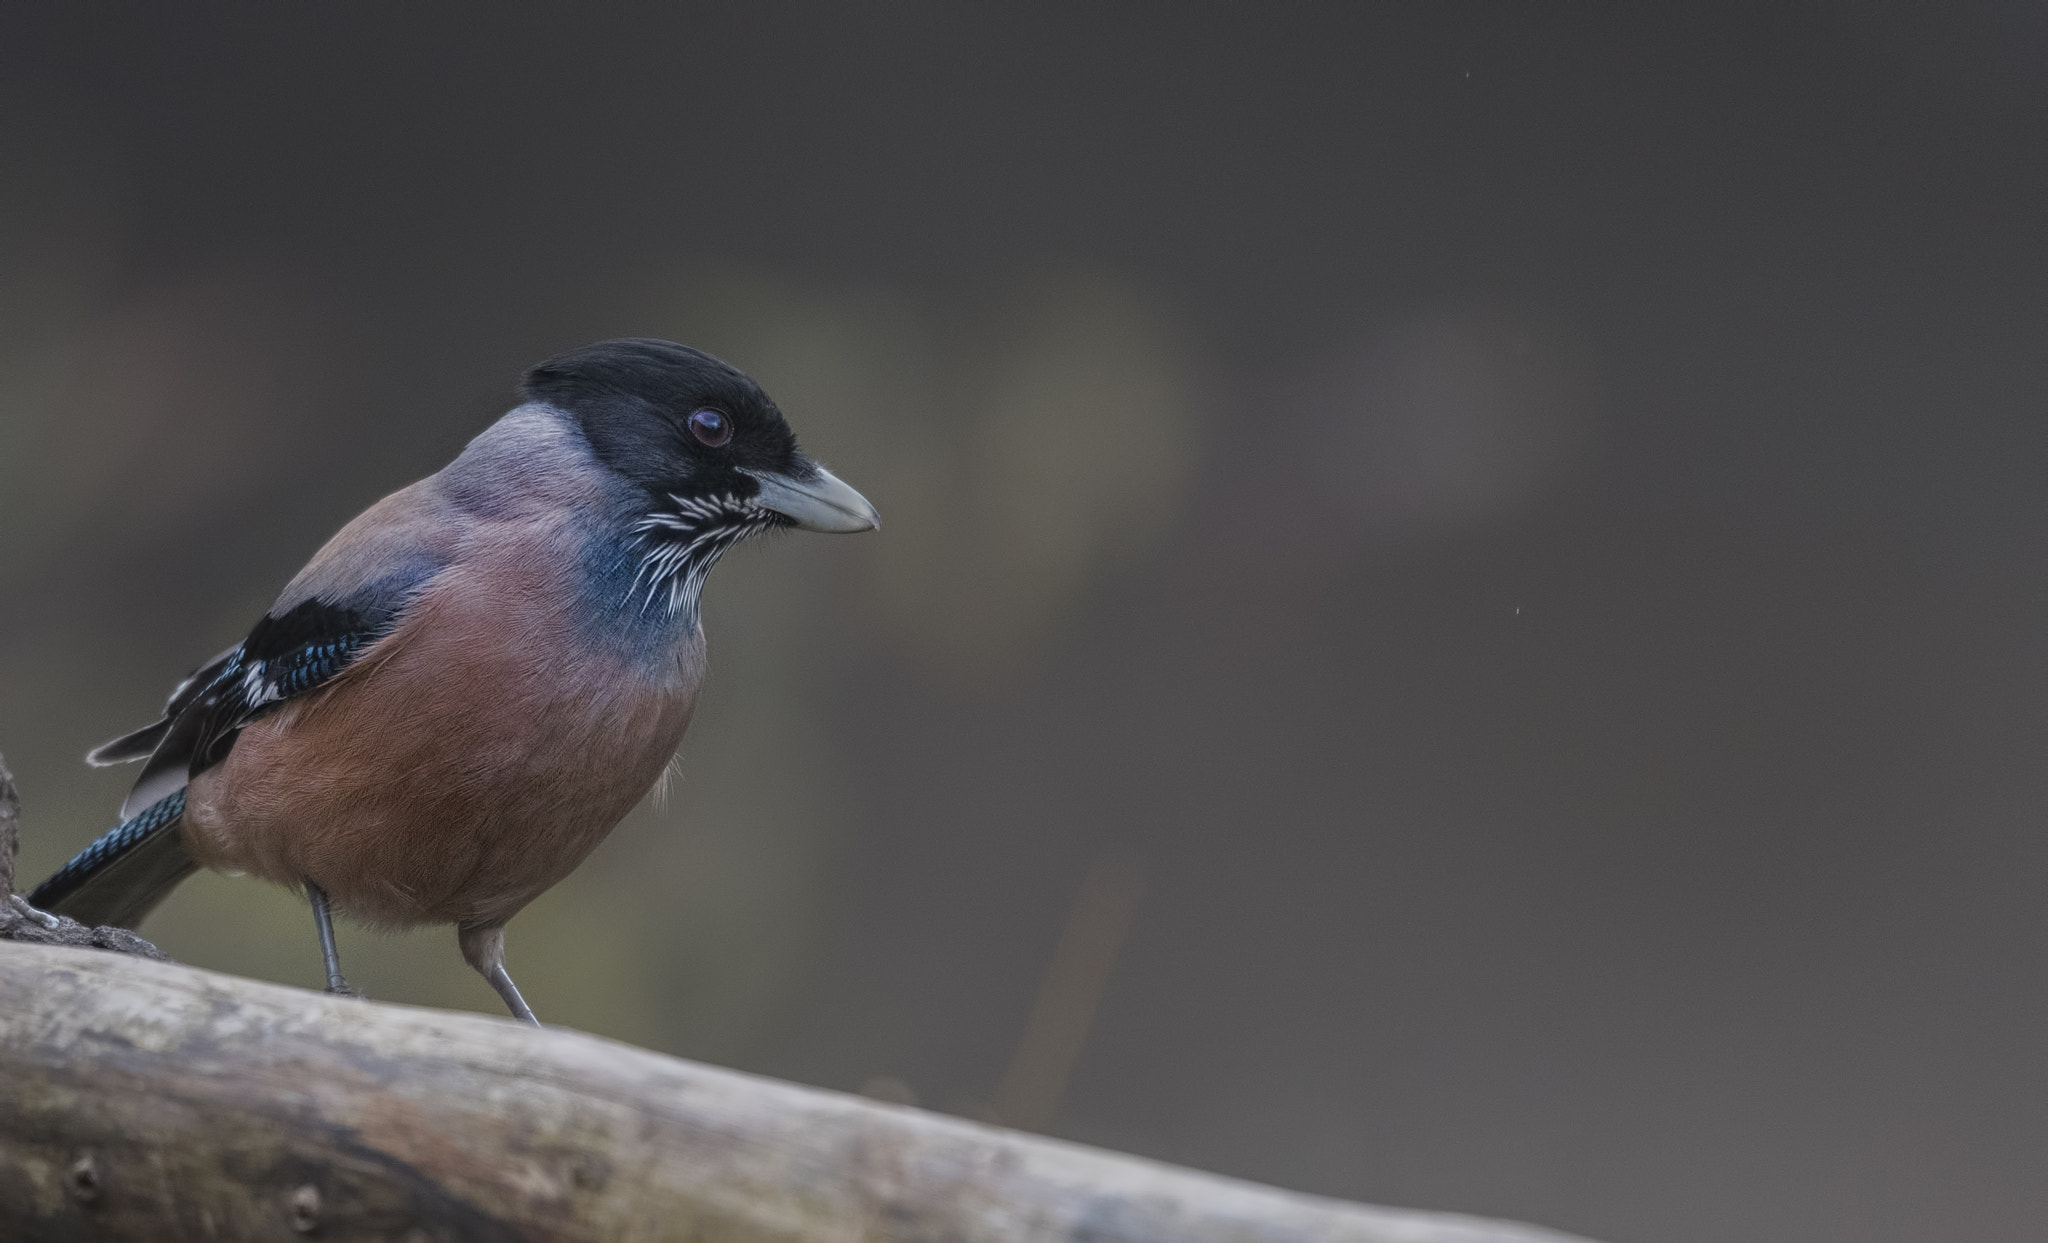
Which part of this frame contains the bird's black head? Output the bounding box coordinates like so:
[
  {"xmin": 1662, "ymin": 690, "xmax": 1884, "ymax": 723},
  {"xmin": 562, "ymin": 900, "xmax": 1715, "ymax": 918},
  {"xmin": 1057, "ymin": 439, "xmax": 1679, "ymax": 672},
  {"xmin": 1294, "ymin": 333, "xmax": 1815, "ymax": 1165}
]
[
  {"xmin": 526, "ymin": 338, "xmax": 783, "ymax": 498},
  {"xmin": 526, "ymin": 337, "xmax": 876, "ymax": 531},
  {"xmin": 525, "ymin": 338, "xmax": 877, "ymax": 619}
]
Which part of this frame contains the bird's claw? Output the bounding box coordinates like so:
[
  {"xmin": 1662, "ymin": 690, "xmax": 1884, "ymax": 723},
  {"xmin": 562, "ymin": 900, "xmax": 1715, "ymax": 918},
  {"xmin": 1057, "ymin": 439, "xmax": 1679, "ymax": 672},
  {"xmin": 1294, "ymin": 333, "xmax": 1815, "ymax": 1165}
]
[{"xmin": 8, "ymin": 893, "xmax": 60, "ymax": 929}]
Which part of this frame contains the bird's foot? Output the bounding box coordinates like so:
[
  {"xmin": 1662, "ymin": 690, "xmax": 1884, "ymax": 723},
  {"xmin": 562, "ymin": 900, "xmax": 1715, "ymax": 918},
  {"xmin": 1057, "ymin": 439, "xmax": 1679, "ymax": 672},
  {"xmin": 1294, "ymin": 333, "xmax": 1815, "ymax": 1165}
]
[
  {"xmin": 7, "ymin": 894, "xmax": 60, "ymax": 929},
  {"xmin": 323, "ymin": 978, "xmax": 366, "ymax": 1000}
]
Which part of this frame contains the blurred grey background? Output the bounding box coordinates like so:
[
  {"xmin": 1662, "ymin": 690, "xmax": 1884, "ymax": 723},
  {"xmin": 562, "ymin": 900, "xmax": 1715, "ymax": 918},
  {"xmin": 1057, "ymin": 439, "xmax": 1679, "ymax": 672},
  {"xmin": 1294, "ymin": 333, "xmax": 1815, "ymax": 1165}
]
[{"xmin": 3, "ymin": 5, "xmax": 2047, "ymax": 1241}]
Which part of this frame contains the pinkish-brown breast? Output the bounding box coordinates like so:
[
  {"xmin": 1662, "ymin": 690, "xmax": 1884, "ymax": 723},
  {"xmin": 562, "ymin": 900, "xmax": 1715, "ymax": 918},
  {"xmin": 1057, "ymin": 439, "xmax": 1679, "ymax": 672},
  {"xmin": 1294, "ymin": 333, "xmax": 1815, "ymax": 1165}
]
[{"xmin": 182, "ymin": 520, "xmax": 706, "ymax": 930}]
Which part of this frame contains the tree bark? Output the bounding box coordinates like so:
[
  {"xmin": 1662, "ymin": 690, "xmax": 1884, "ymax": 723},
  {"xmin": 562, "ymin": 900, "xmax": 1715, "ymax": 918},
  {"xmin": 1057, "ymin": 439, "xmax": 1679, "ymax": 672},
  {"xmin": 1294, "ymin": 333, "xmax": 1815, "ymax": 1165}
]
[{"xmin": 0, "ymin": 941, "xmax": 1594, "ymax": 1243}]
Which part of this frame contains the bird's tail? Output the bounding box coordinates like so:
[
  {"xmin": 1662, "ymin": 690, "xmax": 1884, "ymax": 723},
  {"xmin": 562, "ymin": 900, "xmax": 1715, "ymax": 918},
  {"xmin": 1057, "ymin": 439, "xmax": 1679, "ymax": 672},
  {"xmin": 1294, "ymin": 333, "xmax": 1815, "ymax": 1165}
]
[{"xmin": 29, "ymin": 790, "xmax": 197, "ymax": 930}]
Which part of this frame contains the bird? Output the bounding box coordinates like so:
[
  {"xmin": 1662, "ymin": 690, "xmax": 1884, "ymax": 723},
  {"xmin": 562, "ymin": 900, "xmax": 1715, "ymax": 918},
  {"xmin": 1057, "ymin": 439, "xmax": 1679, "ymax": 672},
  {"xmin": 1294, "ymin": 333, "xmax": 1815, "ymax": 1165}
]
[{"xmin": 25, "ymin": 338, "xmax": 878, "ymax": 1024}]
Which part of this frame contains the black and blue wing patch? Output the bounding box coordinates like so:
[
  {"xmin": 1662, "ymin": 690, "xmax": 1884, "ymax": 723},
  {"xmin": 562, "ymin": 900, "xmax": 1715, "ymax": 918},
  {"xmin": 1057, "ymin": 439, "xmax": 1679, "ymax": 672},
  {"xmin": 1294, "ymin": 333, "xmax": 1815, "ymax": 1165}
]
[
  {"xmin": 195, "ymin": 596, "xmax": 393, "ymax": 767},
  {"xmin": 111, "ymin": 575, "xmax": 429, "ymax": 818}
]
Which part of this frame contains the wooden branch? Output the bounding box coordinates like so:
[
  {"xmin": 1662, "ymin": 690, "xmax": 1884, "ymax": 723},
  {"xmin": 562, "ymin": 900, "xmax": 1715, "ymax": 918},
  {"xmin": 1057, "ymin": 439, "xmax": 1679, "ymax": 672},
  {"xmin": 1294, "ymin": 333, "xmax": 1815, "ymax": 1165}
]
[
  {"xmin": 0, "ymin": 748, "xmax": 1592, "ymax": 1241},
  {"xmin": 0, "ymin": 941, "xmax": 1595, "ymax": 1243}
]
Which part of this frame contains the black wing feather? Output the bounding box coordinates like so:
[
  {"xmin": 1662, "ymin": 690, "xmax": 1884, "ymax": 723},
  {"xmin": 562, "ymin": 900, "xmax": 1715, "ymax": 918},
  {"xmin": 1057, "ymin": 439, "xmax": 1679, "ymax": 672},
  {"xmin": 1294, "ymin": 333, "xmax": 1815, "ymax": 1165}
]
[{"xmin": 85, "ymin": 644, "xmax": 241, "ymax": 766}]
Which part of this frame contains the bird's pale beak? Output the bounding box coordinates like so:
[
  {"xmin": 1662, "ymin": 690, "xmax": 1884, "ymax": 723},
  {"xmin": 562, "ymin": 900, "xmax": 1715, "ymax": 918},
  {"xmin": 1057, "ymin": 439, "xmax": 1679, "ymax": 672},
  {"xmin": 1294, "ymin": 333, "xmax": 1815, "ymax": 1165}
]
[{"xmin": 745, "ymin": 463, "xmax": 880, "ymax": 533}]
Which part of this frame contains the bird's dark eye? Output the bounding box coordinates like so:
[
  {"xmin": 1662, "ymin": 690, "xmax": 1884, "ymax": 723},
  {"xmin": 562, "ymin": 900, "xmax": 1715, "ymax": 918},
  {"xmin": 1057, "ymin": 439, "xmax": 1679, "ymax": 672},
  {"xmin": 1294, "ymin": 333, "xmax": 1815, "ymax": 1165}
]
[{"xmin": 687, "ymin": 408, "xmax": 732, "ymax": 447}]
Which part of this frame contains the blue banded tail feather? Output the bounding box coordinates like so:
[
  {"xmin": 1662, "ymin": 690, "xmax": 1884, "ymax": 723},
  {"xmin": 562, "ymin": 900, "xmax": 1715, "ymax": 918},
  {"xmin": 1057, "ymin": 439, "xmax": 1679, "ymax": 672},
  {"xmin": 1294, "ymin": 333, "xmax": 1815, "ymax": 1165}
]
[{"xmin": 29, "ymin": 790, "xmax": 195, "ymax": 930}]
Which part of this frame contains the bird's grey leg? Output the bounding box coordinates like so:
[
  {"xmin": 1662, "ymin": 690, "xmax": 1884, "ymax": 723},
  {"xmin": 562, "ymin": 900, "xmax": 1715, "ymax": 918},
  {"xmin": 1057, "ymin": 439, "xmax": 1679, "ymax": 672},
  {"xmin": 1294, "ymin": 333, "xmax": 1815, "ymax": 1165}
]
[
  {"xmin": 306, "ymin": 881, "xmax": 358, "ymax": 996},
  {"xmin": 486, "ymin": 964, "xmax": 540, "ymax": 1027},
  {"xmin": 458, "ymin": 922, "xmax": 539, "ymax": 1026}
]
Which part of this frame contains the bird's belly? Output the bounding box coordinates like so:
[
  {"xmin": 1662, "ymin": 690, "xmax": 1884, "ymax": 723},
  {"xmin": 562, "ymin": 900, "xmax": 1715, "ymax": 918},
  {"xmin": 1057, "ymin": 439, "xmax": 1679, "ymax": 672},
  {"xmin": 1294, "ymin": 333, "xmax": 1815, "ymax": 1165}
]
[{"xmin": 182, "ymin": 618, "xmax": 701, "ymax": 929}]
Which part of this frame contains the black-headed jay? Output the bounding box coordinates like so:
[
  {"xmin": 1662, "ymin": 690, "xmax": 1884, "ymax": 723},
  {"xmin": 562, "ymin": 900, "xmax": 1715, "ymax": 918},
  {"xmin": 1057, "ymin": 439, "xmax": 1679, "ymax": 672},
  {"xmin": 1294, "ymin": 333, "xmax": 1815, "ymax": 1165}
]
[{"xmin": 26, "ymin": 338, "xmax": 878, "ymax": 1024}]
